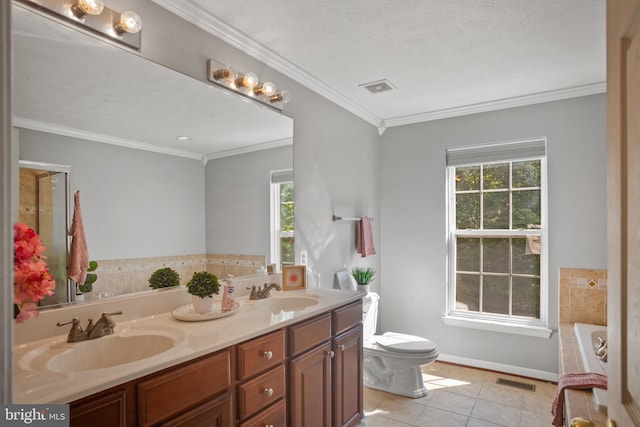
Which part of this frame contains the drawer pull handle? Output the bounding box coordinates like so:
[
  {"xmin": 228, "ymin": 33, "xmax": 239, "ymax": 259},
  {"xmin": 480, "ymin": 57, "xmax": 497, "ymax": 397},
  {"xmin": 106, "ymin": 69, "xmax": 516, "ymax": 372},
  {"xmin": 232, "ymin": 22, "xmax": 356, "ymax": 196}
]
[
  {"xmin": 339, "ymin": 344, "xmax": 346, "ymax": 351},
  {"xmin": 264, "ymin": 387, "xmax": 274, "ymax": 397},
  {"xmin": 265, "ymin": 425, "xmax": 274, "ymax": 427},
  {"xmin": 263, "ymin": 350, "xmax": 273, "ymax": 360},
  {"xmin": 326, "ymin": 350, "xmax": 335, "ymax": 358}
]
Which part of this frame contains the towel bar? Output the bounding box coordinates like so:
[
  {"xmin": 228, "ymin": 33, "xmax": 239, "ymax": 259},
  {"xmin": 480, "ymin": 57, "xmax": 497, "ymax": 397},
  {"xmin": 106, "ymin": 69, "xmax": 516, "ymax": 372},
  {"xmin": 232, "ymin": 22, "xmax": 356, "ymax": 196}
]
[{"xmin": 332, "ymin": 215, "xmax": 374, "ymax": 222}]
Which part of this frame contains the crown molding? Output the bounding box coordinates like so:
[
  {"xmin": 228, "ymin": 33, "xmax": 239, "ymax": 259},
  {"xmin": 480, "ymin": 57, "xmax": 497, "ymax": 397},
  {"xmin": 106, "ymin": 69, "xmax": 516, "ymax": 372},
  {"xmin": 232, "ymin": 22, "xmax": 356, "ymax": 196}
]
[
  {"xmin": 154, "ymin": 1, "xmax": 605, "ymax": 130},
  {"xmin": 151, "ymin": 0, "xmax": 384, "ymax": 128},
  {"xmin": 204, "ymin": 137, "xmax": 293, "ymax": 162},
  {"xmin": 13, "ymin": 117, "xmax": 205, "ymax": 161},
  {"xmin": 383, "ymin": 82, "xmax": 607, "ymax": 127}
]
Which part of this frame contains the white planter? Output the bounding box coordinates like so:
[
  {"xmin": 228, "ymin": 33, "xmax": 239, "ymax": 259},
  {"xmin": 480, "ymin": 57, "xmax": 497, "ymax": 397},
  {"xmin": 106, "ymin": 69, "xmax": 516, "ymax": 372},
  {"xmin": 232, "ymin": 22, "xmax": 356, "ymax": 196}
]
[
  {"xmin": 191, "ymin": 295, "xmax": 214, "ymax": 314},
  {"xmin": 357, "ymin": 284, "xmax": 370, "ymax": 293}
]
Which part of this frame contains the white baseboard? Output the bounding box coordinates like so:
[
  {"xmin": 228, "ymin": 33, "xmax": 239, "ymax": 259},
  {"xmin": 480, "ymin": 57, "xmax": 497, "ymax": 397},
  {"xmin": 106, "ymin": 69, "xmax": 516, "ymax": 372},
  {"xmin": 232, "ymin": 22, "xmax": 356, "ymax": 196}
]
[{"xmin": 437, "ymin": 353, "xmax": 559, "ymax": 383}]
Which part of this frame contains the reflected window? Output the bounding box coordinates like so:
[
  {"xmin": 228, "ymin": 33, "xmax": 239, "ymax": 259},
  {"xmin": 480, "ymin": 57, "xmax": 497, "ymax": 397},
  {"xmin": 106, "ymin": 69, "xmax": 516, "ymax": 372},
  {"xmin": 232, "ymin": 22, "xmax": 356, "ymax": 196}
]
[
  {"xmin": 446, "ymin": 139, "xmax": 547, "ymax": 328},
  {"xmin": 270, "ymin": 170, "xmax": 294, "ymax": 271}
]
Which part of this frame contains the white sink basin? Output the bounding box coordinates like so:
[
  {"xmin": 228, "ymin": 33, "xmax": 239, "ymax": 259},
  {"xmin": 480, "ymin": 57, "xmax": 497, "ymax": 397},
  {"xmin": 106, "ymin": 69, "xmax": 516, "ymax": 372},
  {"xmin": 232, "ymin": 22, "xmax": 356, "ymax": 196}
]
[
  {"xmin": 20, "ymin": 327, "xmax": 186, "ymax": 373},
  {"xmin": 255, "ymin": 295, "xmax": 319, "ymax": 313}
]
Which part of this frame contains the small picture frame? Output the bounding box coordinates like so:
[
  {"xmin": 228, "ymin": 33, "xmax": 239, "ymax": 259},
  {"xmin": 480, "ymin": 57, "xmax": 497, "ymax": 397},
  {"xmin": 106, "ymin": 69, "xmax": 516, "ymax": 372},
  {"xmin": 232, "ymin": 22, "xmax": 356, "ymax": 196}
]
[{"xmin": 282, "ymin": 265, "xmax": 307, "ymax": 291}]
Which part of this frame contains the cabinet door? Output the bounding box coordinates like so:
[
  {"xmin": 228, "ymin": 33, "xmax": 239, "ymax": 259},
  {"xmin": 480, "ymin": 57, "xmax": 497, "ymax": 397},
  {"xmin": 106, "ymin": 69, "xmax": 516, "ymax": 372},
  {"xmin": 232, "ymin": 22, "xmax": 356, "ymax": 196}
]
[
  {"xmin": 289, "ymin": 341, "xmax": 332, "ymax": 427},
  {"xmin": 333, "ymin": 325, "xmax": 363, "ymax": 427},
  {"xmin": 161, "ymin": 392, "xmax": 232, "ymax": 427},
  {"xmin": 70, "ymin": 388, "xmax": 128, "ymax": 427}
]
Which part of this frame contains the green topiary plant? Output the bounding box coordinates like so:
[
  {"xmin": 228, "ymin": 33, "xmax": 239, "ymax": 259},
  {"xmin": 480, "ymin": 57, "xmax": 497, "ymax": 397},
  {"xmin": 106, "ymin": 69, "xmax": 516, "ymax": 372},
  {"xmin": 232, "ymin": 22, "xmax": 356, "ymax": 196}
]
[
  {"xmin": 350, "ymin": 267, "xmax": 376, "ymax": 286},
  {"xmin": 78, "ymin": 260, "xmax": 98, "ymax": 293},
  {"xmin": 148, "ymin": 267, "xmax": 180, "ymax": 289},
  {"xmin": 186, "ymin": 271, "xmax": 220, "ymax": 299}
]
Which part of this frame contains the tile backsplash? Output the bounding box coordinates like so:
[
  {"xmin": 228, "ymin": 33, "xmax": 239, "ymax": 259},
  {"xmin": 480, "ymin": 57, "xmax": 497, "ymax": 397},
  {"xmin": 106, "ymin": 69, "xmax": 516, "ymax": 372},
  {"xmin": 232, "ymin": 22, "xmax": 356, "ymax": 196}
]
[
  {"xmin": 85, "ymin": 253, "xmax": 267, "ymax": 299},
  {"xmin": 559, "ymin": 268, "xmax": 607, "ymax": 325}
]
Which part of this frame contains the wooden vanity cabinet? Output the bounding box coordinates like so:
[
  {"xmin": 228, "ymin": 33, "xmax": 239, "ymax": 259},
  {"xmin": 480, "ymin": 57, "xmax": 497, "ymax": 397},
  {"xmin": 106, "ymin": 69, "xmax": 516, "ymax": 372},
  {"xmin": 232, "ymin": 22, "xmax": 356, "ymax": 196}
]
[
  {"xmin": 288, "ymin": 300, "xmax": 363, "ymax": 427},
  {"xmin": 68, "ymin": 299, "xmax": 362, "ymax": 427}
]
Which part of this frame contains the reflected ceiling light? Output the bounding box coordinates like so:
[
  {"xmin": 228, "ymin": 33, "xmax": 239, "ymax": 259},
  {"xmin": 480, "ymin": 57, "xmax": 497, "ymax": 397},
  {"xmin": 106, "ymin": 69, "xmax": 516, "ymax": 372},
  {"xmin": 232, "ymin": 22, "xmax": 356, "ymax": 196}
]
[
  {"xmin": 114, "ymin": 11, "xmax": 142, "ymax": 34},
  {"xmin": 235, "ymin": 72, "xmax": 259, "ymax": 89},
  {"xmin": 206, "ymin": 59, "xmax": 291, "ymax": 111},
  {"xmin": 176, "ymin": 136, "xmax": 192, "ymax": 142},
  {"xmin": 17, "ymin": 0, "xmax": 142, "ymax": 50},
  {"xmin": 70, "ymin": 0, "xmax": 104, "ymax": 18},
  {"xmin": 254, "ymin": 82, "xmax": 277, "ymax": 97}
]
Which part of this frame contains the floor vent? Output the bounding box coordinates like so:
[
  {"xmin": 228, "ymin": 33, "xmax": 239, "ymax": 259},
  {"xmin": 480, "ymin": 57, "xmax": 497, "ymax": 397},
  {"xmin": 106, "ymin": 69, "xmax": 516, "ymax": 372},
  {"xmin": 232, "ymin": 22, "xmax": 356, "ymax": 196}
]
[{"xmin": 496, "ymin": 378, "xmax": 536, "ymax": 392}]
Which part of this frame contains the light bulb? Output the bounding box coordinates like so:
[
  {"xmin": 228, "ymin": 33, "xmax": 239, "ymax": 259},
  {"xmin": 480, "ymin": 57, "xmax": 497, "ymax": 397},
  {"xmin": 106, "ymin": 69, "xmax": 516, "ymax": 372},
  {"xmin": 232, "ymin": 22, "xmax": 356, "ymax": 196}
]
[
  {"xmin": 114, "ymin": 11, "xmax": 142, "ymax": 34},
  {"xmin": 71, "ymin": 0, "xmax": 104, "ymax": 18},
  {"xmin": 254, "ymin": 81, "xmax": 277, "ymax": 96},
  {"xmin": 212, "ymin": 67, "xmax": 238, "ymax": 83},
  {"xmin": 270, "ymin": 90, "xmax": 291, "ymax": 104},
  {"xmin": 235, "ymin": 72, "xmax": 259, "ymax": 89}
]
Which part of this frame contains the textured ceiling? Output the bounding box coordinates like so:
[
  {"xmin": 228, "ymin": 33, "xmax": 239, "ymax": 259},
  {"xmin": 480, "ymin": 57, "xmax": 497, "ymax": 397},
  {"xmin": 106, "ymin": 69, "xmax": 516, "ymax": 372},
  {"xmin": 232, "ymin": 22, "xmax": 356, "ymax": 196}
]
[{"xmin": 155, "ymin": 0, "xmax": 606, "ymax": 128}]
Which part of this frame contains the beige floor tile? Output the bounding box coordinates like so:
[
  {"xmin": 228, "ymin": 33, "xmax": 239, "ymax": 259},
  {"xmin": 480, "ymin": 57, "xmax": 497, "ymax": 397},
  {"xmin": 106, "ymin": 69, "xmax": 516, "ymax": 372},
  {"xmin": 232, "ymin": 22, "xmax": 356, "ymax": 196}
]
[
  {"xmin": 466, "ymin": 418, "xmax": 504, "ymax": 427},
  {"xmin": 420, "ymin": 389, "xmax": 476, "ymax": 416},
  {"xmin": 360, "ymin": 411, "xmax": 414, "ymax": 427},
  {"xmin": 519, "ymin": 409, "xmax": 554, "ymax": 427},
  {"xmin": 478, "ymin": 382, "xmax": 525, "ymax": 409},
  {"xmin": 413, "ymin": 406, "xmax": 468, "ymax": 427},
  {"xmin": 374, "ymin": 396, "xmax": 425, "ymax": 425},
  {"xmin": 470, "ymin": 399, "xmax": 522, "ymax": 426}
]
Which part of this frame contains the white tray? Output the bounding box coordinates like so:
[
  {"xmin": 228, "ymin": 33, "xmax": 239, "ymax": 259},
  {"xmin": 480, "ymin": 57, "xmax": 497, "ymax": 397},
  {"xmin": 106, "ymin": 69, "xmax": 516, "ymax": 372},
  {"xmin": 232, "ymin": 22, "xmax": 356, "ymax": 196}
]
[{"xmin": 172, "ymin": 301, "xmax": 240, "ymax": 322}]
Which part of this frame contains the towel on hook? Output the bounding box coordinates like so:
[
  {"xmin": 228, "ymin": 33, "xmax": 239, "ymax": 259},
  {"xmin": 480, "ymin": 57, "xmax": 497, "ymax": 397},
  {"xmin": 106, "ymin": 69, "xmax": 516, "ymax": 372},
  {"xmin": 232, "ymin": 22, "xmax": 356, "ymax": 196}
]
[
  {"xmin": 68, "ymin": 191, "xmax": 90, "ymax": 285},
  {"xmin": 551, "ymin": 373, "xmax": 607, "ymax": 427},
  {"xmin": 357, "ymin": 217, "xmax": 376, "ymax": 258}
]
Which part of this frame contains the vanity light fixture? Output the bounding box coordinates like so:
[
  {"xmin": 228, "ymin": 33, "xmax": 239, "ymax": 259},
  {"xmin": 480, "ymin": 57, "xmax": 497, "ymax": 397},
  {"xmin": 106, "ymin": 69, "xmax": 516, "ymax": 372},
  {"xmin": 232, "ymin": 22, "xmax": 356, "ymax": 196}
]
[
  {"xmin": 70, "ymin": 0, "xmax": 104, "ymax": 18},
  {"xmin": 206, "ymin": 59, "xmax": 291, "ymax": 111},
  {"xmin": 16, "ymin": 0, "xmax": 143, "ymax": 50},
  {"xmin": 234, "ymin": 72, "xmax": 259, "ymax": 90},
  {"xmin": 113, "ymin": 10, "xmax": 142, "ymax": 35},
  {"xmin": 254, "ymin": 82, "xmax": 277, "ymax": 97}
]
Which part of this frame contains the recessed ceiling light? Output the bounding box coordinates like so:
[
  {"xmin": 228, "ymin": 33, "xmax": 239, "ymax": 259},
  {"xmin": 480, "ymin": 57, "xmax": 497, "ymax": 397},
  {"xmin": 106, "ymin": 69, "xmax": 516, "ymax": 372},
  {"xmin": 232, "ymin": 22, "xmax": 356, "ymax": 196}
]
[{"xmin": 176, "ymin": 136, "xmax": 191, "ymax": 142}]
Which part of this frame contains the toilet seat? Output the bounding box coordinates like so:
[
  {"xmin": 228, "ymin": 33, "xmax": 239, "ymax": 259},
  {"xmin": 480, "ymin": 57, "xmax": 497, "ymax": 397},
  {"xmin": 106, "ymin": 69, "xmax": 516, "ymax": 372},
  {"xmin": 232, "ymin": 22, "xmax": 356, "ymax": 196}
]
[{"xmin": 375, "ymin": 332, "xmax": 437, "ymax": 354}]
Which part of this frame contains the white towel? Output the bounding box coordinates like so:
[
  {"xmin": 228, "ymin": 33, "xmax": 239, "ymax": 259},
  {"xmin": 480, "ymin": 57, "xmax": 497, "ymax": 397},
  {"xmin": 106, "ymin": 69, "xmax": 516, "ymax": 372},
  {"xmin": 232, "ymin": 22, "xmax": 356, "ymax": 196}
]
[{"xmin": 68, "ymin": 191, "xmax": 89, "ymax": 284}]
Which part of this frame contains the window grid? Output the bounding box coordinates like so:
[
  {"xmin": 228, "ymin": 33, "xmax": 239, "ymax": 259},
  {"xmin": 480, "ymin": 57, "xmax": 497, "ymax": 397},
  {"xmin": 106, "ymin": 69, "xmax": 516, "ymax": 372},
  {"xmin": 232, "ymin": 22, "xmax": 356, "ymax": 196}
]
[{"xmin": 451, "ymin": 159, "xmax": 543, "ymax": 322}]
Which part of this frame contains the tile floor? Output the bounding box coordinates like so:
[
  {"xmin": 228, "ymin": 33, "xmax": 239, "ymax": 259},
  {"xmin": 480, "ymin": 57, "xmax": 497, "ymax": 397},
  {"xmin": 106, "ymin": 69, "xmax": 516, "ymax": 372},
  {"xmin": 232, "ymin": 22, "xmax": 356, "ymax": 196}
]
[{"xmin": 361, "ymin": 361, "xmax": 558, "ymax": 427}]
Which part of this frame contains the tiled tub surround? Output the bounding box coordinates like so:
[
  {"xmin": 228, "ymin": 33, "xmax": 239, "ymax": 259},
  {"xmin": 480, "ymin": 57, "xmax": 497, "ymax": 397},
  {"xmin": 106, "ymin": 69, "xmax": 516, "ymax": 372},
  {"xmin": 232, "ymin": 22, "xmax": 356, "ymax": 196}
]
[
  {"xmin": 559, "ymin": 268, "xmax": 607, "ymax": 326},
  {"xmin": 83, "ymin": 253, "xmax": 267, "ymax": 298},
  {"xmin": 557, "ymin": 268, "xmax": 608, "ymax": 425},
  {"xmin": 13, "ymin": 284, "xmax": 363, "ymax": 403}
]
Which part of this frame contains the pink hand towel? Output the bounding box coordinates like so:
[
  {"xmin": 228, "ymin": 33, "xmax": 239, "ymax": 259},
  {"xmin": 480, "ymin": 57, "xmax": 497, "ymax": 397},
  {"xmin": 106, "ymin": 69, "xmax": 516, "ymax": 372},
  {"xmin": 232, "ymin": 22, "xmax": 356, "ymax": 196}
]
[
  {"xmin": 551, "ymin": 373, "xmax": 607, "ymax": 427},
  {"xmin": 68, "ymin": 191, "xmax": 89, "ymax": 284},
  {"xmin": 357, "ymin": 217, "xmax": 376, "ymax": 258}
]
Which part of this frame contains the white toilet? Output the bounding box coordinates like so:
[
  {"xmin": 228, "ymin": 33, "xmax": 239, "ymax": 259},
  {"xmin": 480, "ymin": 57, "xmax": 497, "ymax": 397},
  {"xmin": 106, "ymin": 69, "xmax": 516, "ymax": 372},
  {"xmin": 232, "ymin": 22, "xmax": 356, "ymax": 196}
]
[{"xmin": 362, "ymin": 292, "xmax": 439, "ymax": 398}]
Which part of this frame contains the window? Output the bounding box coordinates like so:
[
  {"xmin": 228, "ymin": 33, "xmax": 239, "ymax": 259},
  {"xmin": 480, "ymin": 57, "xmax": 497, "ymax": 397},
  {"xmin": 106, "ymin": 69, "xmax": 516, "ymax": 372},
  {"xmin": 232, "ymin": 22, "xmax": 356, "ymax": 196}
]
[
  {"xmin": 445, "ymin": 139, "xmax": 548, "ymax": 334},
  {"xmin": 270, "ymin": 170, "xmax": 294, "ymax": 271}
]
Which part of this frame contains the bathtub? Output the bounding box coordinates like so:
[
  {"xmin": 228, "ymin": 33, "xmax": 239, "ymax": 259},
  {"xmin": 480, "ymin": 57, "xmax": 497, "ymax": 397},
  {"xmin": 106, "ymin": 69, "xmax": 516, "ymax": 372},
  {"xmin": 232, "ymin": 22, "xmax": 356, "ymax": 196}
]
[{"xmin": 573, "ymin": 323, "xmax": 608, "ymax": 412}]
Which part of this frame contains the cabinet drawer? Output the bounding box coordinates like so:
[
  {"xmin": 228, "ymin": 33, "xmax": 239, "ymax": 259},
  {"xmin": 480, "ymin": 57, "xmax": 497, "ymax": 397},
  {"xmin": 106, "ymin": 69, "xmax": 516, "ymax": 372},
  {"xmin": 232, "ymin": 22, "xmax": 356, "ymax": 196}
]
[
  {"xmin": 289, "ymin": 313, "xmax": 331, "ymax": 356},
  {"xmin": 138, "ymin": 350, "xmax": 231, "ymax": 426},
  {"xmin": 240, "ymin": 399, "xmax": 286, "ymax": 427},
  {"xmin": 237, "ymin": 365, "xmax": 286, "ymax": 421},
  {"xmin": 161, "ymin": 392, "xmax": 232, "ymax": 427},
  {"xmin": 333, "ymin": 300, "xmax": 362, "ymax": 335},
  {"xmin": 238, "ymin": 329, "xmax": 286, "ymax": 381}
]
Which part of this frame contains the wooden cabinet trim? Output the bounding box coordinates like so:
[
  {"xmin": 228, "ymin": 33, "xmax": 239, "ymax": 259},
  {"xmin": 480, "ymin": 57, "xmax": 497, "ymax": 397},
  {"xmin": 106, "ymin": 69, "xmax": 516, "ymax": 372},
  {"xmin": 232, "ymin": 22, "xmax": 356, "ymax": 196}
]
[
  {"xmin": 237, "ymin": 329, "xmax": 286, "ymax": 381},
  {"xmin": 332, "ymin": 300, "xmax": 363, "ymax": 336},
  {"xmin": 70, "ymin": 388, "xmax": 128, "ymax": 427},
  {"xmin": 239, "ymin": 399, "xmax": 286, "ymax": 427},
  {"xmin": 289, "ymin": 312, "xmax": 332, "ymax": 356},
  {"xmin": 160, "ymin": 391, "xmax": 233, "ymax": 427},
  {"xmin": 237, "ymin": 364, "xmax": 286, "ymax": 421},
  {"xmin": 137, "ymin": 350, "xmax": 231, "ymax": 426}
]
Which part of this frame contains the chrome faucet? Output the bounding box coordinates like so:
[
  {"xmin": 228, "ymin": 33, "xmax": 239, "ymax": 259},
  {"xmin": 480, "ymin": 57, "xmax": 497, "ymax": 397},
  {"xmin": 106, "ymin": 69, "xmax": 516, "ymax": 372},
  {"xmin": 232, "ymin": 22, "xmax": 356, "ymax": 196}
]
[
  {"xmin": 247, "ymin": 283, "xmax": 282, "ymax": 300},
  {"xmin": 57, "ymin": 311, "xmax": 123, "ymax": 343}
]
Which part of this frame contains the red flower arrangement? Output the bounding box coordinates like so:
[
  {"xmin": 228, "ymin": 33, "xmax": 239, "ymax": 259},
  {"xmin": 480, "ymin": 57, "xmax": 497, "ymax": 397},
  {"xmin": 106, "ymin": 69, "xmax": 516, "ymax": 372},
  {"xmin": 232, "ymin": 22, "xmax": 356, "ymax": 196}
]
[{"xmin": 13, "ymin": 223, "xmax": 56, "ymax": 323}]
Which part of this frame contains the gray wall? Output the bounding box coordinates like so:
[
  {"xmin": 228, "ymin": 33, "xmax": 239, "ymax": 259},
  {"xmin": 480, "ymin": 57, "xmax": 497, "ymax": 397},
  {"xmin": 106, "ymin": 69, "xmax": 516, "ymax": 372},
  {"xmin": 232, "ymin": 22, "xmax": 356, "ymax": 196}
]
[
  {"xmin": 205, "ymin": 145, "xmax": 293, "ymax": 256},
  {"xmin": 379, "ymin": 94, "xmax": 607, "ymax": 375},
  {"xmin": 19, "ymin": 129, "xmax": 206, "ymax": 259}
]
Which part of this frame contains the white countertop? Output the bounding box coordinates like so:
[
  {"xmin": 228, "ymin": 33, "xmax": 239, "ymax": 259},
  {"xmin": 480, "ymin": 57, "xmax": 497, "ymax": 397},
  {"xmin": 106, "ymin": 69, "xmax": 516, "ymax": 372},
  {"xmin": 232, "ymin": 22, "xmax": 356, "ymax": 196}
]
[{"xmin": 13, "ymin": 286, "xmax": 363, "ymax": 404}]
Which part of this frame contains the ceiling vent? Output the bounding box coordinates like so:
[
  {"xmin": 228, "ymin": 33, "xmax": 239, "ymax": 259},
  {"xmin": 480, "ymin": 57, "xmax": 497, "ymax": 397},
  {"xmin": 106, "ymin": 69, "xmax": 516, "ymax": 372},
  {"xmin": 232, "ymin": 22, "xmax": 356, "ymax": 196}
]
[{"xmin": 360, "ymin": 79, "xmax": 396, "ymax": 94}]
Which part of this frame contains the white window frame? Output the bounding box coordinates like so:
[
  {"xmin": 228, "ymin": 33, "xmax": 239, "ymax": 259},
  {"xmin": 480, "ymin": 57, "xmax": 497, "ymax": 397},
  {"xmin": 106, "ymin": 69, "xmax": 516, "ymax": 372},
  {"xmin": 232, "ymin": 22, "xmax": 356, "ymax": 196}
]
[
  {"xmin": 443, "ymin": 138, "xmax": 552, "ymax": 338},
  {"xmin": 270, "ymin": 170, "xmax": 294, "ymax": 271}
]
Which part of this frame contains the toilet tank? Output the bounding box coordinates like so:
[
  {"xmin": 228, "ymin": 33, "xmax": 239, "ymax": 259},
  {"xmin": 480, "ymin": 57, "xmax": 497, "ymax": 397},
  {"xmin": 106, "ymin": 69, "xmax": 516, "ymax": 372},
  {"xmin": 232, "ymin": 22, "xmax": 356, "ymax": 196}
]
[{"xmin": 362, "ymin": 292, "xmax": 380, "ymax": 339}]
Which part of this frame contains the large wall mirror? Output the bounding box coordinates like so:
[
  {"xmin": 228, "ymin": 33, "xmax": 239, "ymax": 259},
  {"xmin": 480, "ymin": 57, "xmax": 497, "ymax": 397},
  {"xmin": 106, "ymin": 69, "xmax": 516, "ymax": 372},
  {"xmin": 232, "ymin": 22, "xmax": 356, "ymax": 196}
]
[{"xmin": 12, "ymin": 4, "xmax": 294, "ymax": 307}]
